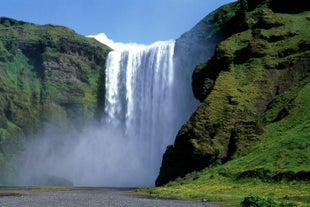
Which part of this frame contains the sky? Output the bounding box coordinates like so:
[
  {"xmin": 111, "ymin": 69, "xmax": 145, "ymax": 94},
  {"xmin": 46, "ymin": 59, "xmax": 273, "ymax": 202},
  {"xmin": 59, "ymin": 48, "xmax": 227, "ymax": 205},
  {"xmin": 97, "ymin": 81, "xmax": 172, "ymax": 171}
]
[{"xmin": 1, "ymin": 0, "xmax": 235, "ymax": 44}]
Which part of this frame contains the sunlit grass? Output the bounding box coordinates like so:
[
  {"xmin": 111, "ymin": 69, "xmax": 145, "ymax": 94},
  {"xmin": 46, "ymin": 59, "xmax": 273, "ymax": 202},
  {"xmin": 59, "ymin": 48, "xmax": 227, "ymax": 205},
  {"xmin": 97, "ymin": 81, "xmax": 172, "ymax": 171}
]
[{"xmin": 138, "ymin": 177, "xmax": 310, "ymax": 207}]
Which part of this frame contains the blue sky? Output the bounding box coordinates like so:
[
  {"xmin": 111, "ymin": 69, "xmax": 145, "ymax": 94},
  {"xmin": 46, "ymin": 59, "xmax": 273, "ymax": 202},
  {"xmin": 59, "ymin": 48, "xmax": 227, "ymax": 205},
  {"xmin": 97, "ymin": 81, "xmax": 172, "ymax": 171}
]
[{"xmin": 2, "ymin": 0, "xmax": 235, "ymax": 44}]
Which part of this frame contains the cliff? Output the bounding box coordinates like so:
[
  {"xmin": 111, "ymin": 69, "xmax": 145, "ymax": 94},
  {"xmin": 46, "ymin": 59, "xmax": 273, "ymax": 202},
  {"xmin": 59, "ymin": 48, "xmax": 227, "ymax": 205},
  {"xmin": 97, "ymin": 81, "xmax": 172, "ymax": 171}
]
[
  {"xmin": 0, "ymin": 17, "xmax": 110, "ymax": 183},
  {"xmin": 156, "ymin": 0, "xmax": 310, "ymax": 187}
]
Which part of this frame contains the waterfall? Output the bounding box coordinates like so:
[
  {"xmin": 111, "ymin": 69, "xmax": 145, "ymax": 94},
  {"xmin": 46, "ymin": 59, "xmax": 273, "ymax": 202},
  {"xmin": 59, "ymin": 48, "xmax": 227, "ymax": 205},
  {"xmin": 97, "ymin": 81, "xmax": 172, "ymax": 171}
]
[
  {"xmin": 104, "ymin": 41, "xmax": 175, "ymax": 159},
  {"xmin": 96, "ymin": 40, "xmax": 194, "ymax": 186},
  {"xmin": 19, "ymin": 35, "xmax": 198, "ymax": 187}
]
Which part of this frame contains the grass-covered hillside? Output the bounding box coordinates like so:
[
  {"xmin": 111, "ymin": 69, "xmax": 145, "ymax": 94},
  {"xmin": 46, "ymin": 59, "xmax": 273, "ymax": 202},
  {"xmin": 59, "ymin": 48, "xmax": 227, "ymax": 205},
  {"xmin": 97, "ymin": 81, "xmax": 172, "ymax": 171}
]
[
  {"xmin": 0, "ymin": 17, "xmax": 110, "ymax": 184},
  {"xmin": 151, "ymin": 0, "xmax": 310, "ymax": 206}
]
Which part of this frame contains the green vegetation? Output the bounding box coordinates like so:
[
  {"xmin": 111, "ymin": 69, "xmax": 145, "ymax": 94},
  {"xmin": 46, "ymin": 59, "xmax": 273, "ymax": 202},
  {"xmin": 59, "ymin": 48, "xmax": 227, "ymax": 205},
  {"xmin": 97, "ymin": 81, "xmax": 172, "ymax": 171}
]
[
  {"xmin": 0, "ymin": 17, "xmax": 111, "ymax": 184},
  {"xmin": 139, "ymin": 178, "xmax": 309, "ymax": 206},
  {"xmin": 141, "ymin": 82, "xmax": 310, "ymax": 205},
  {"xmin": 0, "ymin": 186, "xmax": 73, "ymax": 196},
  {"xmin": 241, "ymin": 194, "xmax": 296, "ymax": 207},
  {"xmin": 153, "ymin": 0, "xmax": 310, "ymax": 206}
]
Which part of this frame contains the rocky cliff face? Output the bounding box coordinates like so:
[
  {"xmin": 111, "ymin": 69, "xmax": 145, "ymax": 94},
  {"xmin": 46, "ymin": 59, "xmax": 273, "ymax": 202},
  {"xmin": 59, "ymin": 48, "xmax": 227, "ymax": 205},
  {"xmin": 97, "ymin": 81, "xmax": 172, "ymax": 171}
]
[
  {"xmin": 0, "ymin": 17, "xmax": 110, "ymax": 183},
  {"xmin": 169, "ymin": 2, "xmax": 241, "ymax": 136},
  {"xmin": 156, "ymin": 0, "xmax": 310, "ymax": 186}
]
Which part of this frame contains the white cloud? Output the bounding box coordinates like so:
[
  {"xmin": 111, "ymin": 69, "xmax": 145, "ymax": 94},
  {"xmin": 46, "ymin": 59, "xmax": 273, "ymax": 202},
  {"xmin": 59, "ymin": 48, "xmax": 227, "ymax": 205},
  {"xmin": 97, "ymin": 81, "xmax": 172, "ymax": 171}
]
[{"xmin": 88, "ymin": 33, "xmax": 146, "ymax": 51}]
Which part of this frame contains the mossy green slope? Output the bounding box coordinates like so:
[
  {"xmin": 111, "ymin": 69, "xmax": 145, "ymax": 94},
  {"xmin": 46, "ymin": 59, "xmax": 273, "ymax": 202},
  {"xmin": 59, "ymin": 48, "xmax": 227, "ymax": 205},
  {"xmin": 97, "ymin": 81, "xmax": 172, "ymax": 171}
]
[
  {"xmin": 146, "ymin": 79, "xmax": 310, "ymax": 206},
  {"xmin": 0, "ymin": 17, "xmax": 110, "ymax": 184},
  {"xmin": 155, "ymin": 0, "xmax": 309, "ymax": 205}
]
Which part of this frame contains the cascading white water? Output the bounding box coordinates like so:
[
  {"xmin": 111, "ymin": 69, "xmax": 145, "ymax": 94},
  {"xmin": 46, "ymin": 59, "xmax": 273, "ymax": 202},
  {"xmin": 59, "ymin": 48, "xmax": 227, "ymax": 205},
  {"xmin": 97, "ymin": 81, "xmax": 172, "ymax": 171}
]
[
  {"xmin": 104, "ymin": 41, "xmax": 176, "ymax": 163},
  {"xmin": 19, "ymin": 35, "xmax": 198, "ymax": 187}
]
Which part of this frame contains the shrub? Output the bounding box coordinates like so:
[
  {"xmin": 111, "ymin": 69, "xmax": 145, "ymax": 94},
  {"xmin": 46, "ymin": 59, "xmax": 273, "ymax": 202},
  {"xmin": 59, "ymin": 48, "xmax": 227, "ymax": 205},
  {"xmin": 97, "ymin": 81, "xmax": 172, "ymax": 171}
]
[{"xmin": 241, "ymin": 194, "xmax": 295, "ymax": 207}]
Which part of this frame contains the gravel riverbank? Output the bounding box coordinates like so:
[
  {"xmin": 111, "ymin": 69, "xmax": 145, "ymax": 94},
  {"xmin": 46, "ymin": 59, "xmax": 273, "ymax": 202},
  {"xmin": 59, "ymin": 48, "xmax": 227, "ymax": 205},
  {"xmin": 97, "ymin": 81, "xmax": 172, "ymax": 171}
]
[{"xmin": 0, "ymin": 187, "xmax": 221, "ymax": 207}]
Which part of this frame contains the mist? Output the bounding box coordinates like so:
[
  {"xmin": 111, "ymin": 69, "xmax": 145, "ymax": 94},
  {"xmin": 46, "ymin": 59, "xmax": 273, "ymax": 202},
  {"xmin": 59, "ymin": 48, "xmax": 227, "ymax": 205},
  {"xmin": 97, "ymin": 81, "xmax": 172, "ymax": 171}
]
[{"xmin": 19, "ymin": 122, "xmax": 161, "ymax": 187}]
